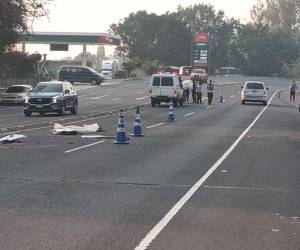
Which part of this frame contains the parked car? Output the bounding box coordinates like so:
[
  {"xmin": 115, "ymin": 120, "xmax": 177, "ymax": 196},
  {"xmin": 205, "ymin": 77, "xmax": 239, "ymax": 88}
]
[
  {"xmin": 190, "ymin": 68, "xmax": 208, "ymax": 83},
  {"xmin": 58, "ymin": 65, "xmax": 105, "ymax": 85},
  {"xmin": 0, "ymin": 85, "xmax": 32, "ymax": 105},
  {"xmin": 24, "ymin": 81, "xmax": 78, "ymax": 116},
  {"xmin": 241, "ymin": 81, "xmax": 268, "ymax": 106},
  {"xmin": 149, "ymin": 73, "xmax": 184, "ymax": 107}
]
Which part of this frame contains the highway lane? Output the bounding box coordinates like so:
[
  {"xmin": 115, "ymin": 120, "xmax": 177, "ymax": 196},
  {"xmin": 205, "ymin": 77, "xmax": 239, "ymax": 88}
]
[{"xmin": 0, "ymin": 76, "xmax": 299, "ymax": 249}]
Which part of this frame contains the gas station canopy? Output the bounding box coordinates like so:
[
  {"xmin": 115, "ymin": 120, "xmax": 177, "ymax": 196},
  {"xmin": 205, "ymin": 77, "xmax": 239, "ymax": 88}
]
[{"xmin": 22, "ymin": 32, "xmax": 121, "ymax": 46}]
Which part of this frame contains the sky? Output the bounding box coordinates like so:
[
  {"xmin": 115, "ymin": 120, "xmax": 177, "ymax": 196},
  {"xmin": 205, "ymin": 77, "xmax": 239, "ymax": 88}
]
[{"xmin": 25, "ymin": 0, "xmax": 258, "ymax": 59}]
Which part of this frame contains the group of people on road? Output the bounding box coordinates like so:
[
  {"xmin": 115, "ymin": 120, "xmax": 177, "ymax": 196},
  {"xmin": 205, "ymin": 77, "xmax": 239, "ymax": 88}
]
[{"xmin": 180, "ymin": 77, "xmax": 215, "ymax": 106}]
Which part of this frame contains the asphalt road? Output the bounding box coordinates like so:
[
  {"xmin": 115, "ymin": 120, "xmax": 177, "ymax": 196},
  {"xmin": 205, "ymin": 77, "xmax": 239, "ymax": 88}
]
[{"xmin": 0, "ymin": 76, "xmax": 299, "ymax": 250}]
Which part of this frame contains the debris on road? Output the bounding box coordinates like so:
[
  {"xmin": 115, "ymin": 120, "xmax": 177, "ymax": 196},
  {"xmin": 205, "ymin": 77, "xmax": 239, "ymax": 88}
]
[
  {"xmin": 81, "ymin": 135, "xmax": 115, "ymax": 139},
  {"xmin": 53, "ymin": 123, "xmax": 102, "ymax": 135},
  {"xmin": 0, "ymin": 134, "xmax": 27, "ymax": 144}
]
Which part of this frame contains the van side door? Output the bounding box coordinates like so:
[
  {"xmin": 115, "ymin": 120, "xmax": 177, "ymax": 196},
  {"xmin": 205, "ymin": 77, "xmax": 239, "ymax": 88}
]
[{"xmin": 150, "ymin": 76, "xmax": 161, "ymax": 97}]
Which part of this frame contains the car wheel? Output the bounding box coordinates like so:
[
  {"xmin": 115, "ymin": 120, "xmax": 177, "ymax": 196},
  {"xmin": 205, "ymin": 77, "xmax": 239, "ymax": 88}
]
[
  {"xmin": 97, "ymin": 80, "xmax": 102, "ymax": 85},
  {"xmin": 151, "ymin": 99, "xmax": 156, "ymax": 107},
  {"xmin": 71, "ymin": 102, "xmax": 78, "ymax": 115},
  {"xmin": 91, "ymin": 79, "xmax": 97, "ymax": 85},
  {"xmin": 24, "ymin": 110, "xmax": 32, "ymax": 117},
  {"xmin": 39, "ymin": 112, "xmax": 45, "ymax": 116},
  {"xmin": 241, "ymin": 100, "xmax": 245, "ymax": 105}
]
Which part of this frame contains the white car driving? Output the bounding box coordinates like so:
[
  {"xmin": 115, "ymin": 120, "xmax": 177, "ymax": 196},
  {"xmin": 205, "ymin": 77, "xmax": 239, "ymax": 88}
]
[{"xmin": 241, "ymin": 81, "xmax": 268, "ymax": 106}]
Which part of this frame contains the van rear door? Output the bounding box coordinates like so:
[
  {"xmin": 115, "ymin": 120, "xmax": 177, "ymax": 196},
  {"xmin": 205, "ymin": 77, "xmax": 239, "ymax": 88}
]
[
  {"xmin": 150, "ymin": 76, "xmax": 161, "ymax": 97},
  {"xmin": 160, "ymin": 76, "xmax": 175, "ymax": 97}
]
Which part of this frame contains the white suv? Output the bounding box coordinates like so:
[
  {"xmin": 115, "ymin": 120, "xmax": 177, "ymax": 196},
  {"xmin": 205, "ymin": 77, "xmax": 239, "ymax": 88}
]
[
  {"xmin": 241, "ymin": 81, "xmax": 268, "ymax": 106},
  {"xmin": 149, "ymin": 74, "xmax": 184, "ymax": 107}
]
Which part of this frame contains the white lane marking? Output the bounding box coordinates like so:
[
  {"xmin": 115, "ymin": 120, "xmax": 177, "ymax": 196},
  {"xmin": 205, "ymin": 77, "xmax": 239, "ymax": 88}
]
[
  {"xmin": 91, "ymin": 95, "xmax": 109, "ymax": 100},
  {"xmin": 64, "ymin": 140, "xmax": 105, "ymax": 154},
  {"xmin": 184, "ymin": 112, "xmax": 195, "ymax": 117},
  {"xmin": 112, "ymin": 97, "xmax": 122, "ymax": 101},
  {"xmin": 230, "ymin": 95, "xmax": 235, "ymax": 98},
  {"xmin": 136, "ymin": 96, "xmax": 149, "ymax": 101},
  {"xmin": 78, "ymin": 93, "xmax": 97, "ymax": 98},
  {"xmin": 0, "ymin": 106, "xmax": 22, "ymax": 111},
  {"xmin": 137, "ymin": 91, "xmax": 145, "ymax": 94},
  {"xmin": 146, "ymin": 123, "xmax": 164, "ymax": 129},
  {"xmin": 134, "ymin": 90, "xmax": 279, "ymax": 250}
]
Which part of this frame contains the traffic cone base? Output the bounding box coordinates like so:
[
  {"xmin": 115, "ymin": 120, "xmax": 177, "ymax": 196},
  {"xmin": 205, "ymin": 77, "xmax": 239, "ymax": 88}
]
[
  {"xmin": 130, "ymin": 106, "xmax": 145, "ymax": 137},
  {"xmin": 167, "ymin": 104, "xmax": 176, "ymax": 122},
  {"xmin": 114, "ymin": 110, "xmax": 130, "ymax": 144}
]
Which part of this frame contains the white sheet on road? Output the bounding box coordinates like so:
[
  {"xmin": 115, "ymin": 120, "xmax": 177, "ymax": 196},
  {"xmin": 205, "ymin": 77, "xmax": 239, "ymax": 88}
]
[
  {"xmin": 0, "ymin": 134, "xmax": 27, "ymax": 144},
  {"xmin": 53, "ymin": 123, "xmax": 101, "ymax": 135}
]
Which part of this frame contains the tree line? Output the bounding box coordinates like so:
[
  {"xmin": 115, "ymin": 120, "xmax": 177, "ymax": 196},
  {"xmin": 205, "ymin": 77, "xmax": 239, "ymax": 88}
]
[{"xmin": 110, "ymin": 0, "xmax": 300, "ymax": 76}]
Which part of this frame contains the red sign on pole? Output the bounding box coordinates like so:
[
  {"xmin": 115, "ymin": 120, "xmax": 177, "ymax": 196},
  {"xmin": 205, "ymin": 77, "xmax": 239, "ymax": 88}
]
[{"xmin": 194, "ymin": 33, "xmax": 209, "ymax": 43}]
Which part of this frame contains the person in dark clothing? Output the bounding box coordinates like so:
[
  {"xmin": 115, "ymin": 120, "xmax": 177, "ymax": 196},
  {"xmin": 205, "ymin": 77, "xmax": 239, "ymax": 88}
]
[
  {"xmin": 196, "ymin": 82, "xmax": 203, "ymax": 104},
  {"xmin": 290, "ymin": 80, "xmax": 297, "ymax": 102},
  {"xmin": 192, "ymin": 80, "xmax": 197, "ymax": 103},
  {"xmin": 206, "ymin": 79, "xmax": 215, "ymax": 106}
]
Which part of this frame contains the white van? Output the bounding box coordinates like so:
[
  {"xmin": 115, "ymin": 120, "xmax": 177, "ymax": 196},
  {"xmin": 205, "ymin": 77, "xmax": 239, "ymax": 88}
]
[{"xmin": 149, "ymin": 73, "xmax": 184, "ymax": 107}]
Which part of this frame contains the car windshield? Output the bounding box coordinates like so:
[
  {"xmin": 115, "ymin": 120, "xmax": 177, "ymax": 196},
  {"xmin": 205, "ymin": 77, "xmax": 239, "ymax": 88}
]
[
  {"xmin": 246, "ymin": 82, "xmax": 264, "ymax": 89},
  {"xmin": 33, "ymin": 83, "xmax": 63, "ymax": 93},
  {"xmin": 6, "ymin": 86, "xmax": 27, "ymax": 93}
]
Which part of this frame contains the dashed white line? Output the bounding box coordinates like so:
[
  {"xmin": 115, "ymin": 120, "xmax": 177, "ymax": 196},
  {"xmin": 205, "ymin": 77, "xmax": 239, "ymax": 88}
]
[
  {"xmin": 91, "ymin": 95, "xmax": 109, "ymax": 100},
  {"xmin": 136, "ymin": 96, "xmax": 149, "ymax": 100},
  {"xmin": 78, "ymin": 93, "xmax": 97, "ymax": 98},
  {"xmin": 112, "ymin": 97, "xmax": 123, "ymax": 101},
  {"xmin": 0, "ymin": 106, "xmax": 22, "ymax": 111},
  {"xmin": 146, "ymin": 123, "xmax": 164, "ymax": 129},
  {"xmin": 64, "ymin": 140, "xmax": 105, "ymax": 154},
  {"xmin": 134, "ymin": 90, "xmax": 280, "ymax": 250},
  {"xmin": 184, "ymin": 112, "xmax": 195, "ymax": 117}
]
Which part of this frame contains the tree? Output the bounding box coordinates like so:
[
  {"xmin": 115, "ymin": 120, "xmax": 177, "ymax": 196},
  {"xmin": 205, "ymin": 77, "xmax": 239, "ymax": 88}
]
[
  {"xmin": 0, "ymin": 0, "xmax": 51, "ymax": 54},
  {"xmin": 251, "ymin": 0, "xmax": 300, "ymax": 31},
  {"xmin": 235, "ymin": 23, "xmax": 299, "ymax": 76},
  {"xmin": 110, "ymin": 11, "xmax": 190, "ymax": 66}
]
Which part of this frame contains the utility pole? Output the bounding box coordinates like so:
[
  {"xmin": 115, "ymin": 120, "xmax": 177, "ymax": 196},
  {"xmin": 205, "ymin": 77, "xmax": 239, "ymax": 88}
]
[{"xmin": 228, "ymin": 40, "xmax": 231, "ymax": 67}]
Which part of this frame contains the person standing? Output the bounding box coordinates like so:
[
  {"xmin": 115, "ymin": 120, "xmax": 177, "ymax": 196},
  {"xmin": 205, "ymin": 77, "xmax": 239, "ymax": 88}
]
[
  {"xmin": 182, "ymin": 78, "xmax": 192, "ymax": 103},
  {"xmin": 206, "ymin": 79, "xmax": 215, "ymax": 106},
  {"xmin": 196, "ymin": 82, "xmax": 203, "ymax": 104},
  {"xmin": 192, "ymin": 80, "xmax": 197, "ymax": 103},
  {"xmin": 290, "ymin": 80, "xmax": 297, "ymax": 102}
]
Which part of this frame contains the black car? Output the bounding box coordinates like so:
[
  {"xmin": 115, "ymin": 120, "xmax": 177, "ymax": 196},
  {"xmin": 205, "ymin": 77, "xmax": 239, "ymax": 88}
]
[
  {"xmin": 24, "ymin": 81, "xmax": 78, "ymax": 116},
  {"xmin": 58, "ymin": 65, "xmax": 105, "ymax": 85}
]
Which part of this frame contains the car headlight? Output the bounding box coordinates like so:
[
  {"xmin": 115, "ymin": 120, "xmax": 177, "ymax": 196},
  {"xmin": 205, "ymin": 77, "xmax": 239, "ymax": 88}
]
[
  {"xmin": 52, "ymin": 95, "xmax": 60, "ymax": 103},
  {"xmin": 24, "ymin": 96, "xmax": 29, "ymax": 103}
]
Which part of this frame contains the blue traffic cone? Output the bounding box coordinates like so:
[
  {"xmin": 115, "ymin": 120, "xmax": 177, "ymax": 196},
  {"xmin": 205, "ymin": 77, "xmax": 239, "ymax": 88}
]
[
  {"xmin": 167, "ymin": 104, "xmax": 176, "ymax": 122},
  {"xmin": 219, "ymin": 90, "xmax": 224, "ymax": 103},
  {"xmin": 130, "ymin": 106, "xmax": 145, "ymax": 137},
  {"xmin": 114, "ymin": 109, "xmax": 129, "ymax": 144}
]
